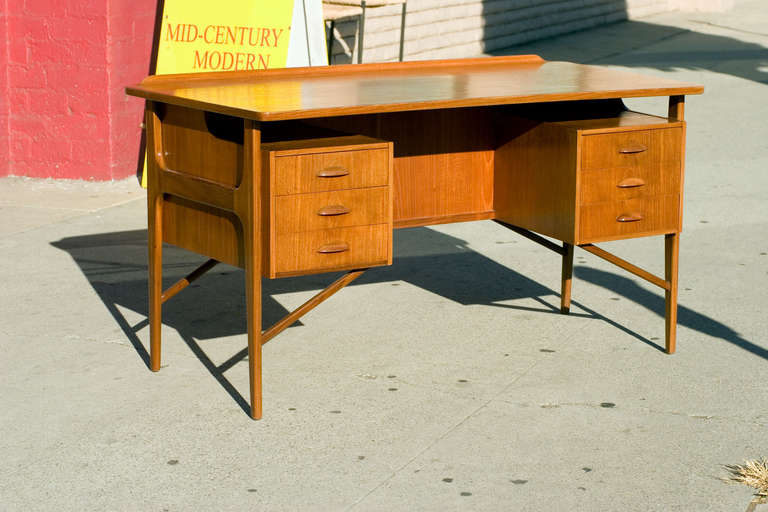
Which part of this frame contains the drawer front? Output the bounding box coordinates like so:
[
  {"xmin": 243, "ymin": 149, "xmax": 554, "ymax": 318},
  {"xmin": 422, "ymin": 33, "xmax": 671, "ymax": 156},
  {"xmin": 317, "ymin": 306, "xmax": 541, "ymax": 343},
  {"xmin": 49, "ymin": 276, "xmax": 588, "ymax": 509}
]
[
  {"xmin": 274, "ymin": 148, "xmax": 389, "ymax": 195},
  {"xmin": 579, "ymin": 195, "xmax": 679, "ymax": 242},
  {"xmin": 580, "ymin": 160, "xmax": 681, "ymax": 204},
  {"xmin": 274, "ymin": 224, "xmax": 391, "ymax": 276},
  {"xmin": 274, "ymin": 187, "xmax": 389, "ymax": 234},
  {"xmin": 581, "ymin": 127, "xmax": 682, "ymax": 172}
]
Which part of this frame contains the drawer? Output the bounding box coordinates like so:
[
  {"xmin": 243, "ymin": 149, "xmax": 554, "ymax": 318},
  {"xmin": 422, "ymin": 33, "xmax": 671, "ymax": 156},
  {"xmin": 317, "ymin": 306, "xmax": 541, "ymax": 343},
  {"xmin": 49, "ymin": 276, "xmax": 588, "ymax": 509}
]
[
  {"xmin": 581, "ymin": 127, "xmax": 682, "ymax": 171},
  {"xmin": 273, "ymin": 224, "xmax": 391, "ymax": 277},
  {"xmin": 274, "ymin": 148, "xmax": 390, "ymax": 195},
  {"xmin": 274, "ymin": 187, "xmax": 389, "ymax": 234},
  {"xmin": 579, "ymin": 195, "xmax": 679, "ymax": 242},
  {"xmin": 580, "ymin": 160, "xmax": 681, "ymax": 204}
]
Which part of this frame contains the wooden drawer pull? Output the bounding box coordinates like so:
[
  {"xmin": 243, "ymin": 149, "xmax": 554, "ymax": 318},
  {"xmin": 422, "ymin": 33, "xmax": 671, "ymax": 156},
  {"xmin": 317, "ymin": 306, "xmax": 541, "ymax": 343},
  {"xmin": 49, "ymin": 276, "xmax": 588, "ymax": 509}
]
[
  {"xmin": 317, "ymin": 241, "xmax": 349, "ymax": 254},
  {"xmin": 619, "ymin": 144, "xmax": 647, "ymax": 154},
  {"xmin": 617, "ymin": 177, "xmax": 646, "ymax": 188},
  {"xmin": 316, "ymin": 166, "xmax": 350, "ymax": 178},
  {"xmin": 317, "ymin": 204, "xmax": 351, "ymax": 216},
  {"xmin": 616, "ymin": 213, "xmax": 644, "ymax": 222}
]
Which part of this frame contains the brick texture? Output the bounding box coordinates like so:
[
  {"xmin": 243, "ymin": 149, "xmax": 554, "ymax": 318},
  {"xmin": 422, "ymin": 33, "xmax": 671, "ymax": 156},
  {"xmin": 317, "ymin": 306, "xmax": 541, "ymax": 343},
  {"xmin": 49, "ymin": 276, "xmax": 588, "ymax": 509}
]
[
  {"xmin": 2, "ymin": 0, "xmax": 155, "ymax": 180},
  {"xmin": 328, "ymin": 0, "xmax": 676, "ymax": 63},
  {"xmin": 1, "ymin": 0, "xmax": 10, "ymax": 177}
]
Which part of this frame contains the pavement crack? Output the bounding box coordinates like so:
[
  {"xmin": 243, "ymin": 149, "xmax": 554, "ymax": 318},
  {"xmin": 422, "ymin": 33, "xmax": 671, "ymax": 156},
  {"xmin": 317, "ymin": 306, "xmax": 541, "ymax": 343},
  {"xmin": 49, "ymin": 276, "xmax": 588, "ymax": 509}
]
[
  {"xmin": 344, "ymin": 358, "xmax": 541, "ymax": 511},
  {"xmin": 645, "ymin": 408, "xmax": 766, "ymax": 427},
  {"xmin": 687, "ymin": 20, "xmax": 768, "ymax": 38},
  {"xmin": 63, "ymin": 334, "xmax": 129, "ymax": 347},
  {"xmin": 494, "ymin": 399, "xmax": 766, "ymax": 427}
]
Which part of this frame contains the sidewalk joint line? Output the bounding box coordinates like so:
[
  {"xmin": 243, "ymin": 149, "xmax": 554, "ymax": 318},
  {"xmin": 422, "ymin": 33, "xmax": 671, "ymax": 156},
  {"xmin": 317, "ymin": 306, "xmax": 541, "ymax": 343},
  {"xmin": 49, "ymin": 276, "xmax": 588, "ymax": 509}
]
[
  {"xmin": 344, "ymin": 358, "xmax": 541, "ymax": 511},
  {"xmin": 585, "ymin": 28, "xmax": 690, "ymax": 64},
  {"xmin": 688, "ymin": 19, "xmax": 768, "ymax": 38}
]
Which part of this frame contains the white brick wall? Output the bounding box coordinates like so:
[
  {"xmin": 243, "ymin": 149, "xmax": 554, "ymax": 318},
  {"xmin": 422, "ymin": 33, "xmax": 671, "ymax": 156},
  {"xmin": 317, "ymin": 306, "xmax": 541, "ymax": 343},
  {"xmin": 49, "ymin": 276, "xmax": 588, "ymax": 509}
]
[{"xmin": 326, "ymin": 0, "xmax": 676, "ymax": 63}]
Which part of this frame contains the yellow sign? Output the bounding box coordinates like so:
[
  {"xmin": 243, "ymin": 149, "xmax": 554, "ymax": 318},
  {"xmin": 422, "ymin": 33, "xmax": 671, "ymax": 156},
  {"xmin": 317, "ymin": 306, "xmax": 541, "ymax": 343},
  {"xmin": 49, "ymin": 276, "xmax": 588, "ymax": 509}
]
[
  {"xmin": 141, "ymin": 0, "xmax": 294, "ymax": 186},
  {"xmin": 157, "ymin": 0, "xmax": 293, "ymax": 73}
]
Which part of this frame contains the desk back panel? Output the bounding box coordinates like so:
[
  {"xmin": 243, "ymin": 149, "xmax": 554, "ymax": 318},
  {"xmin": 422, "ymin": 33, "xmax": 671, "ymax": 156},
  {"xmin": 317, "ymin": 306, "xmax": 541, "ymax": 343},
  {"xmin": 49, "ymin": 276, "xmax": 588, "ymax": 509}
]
[{"xmin": 306, "ymin": 108, "xmax": 496, "ymax": 227}]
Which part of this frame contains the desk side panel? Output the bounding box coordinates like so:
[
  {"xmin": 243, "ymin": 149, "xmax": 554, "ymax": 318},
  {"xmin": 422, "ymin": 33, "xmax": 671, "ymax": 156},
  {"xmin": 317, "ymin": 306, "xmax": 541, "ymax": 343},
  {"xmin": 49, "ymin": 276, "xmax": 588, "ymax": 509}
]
[
  {"xmin": 163, "ymin": 197, "xmax": 242, "ymax": 267},
  {"xmin": 156, "ymin": 104, "xmax": 247, "ymax": 267},
  {"xmin": 494, "ymin": 121, "xmax": 578, "ymax": 243},
  {"xmin": 159, "ymin": 105, "xmax": 244, "ymax": 187}
]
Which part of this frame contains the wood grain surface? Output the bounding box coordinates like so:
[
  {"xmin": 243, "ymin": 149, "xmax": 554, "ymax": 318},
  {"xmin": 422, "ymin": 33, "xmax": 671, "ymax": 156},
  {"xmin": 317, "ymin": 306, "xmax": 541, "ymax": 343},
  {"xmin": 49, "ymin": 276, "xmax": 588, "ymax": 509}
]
[
  {"xmin": 274, "ymin": 187, "xmax": 389, "ymax": 233},
  {"xmin": 579, "ymin": 195, "xmax": 679, "ymax": 242},
  {"xmin": 580, "ymin": 127, "xmax": 682, "ymax": 204},
  {"xmin": 581, "ymin": 128, "xmax": 679, "ymax": 171},
  {"xmin": 306, "ymin": 108, "xmax": 496, "ymax": 225},
  {"xmin": 273, "ymin": 224, "xmax": 390, "ymax": 277},
  {"xmin": 494, "ymin": 118, "xmax": 579, "ymax": 243},
  {"xmin": 273, "ymin": 147, "xmax": 390, "ymax": 195},
  {"xmin": 126, "ymin": 56, "xmax": 703, "ymax": 121}
]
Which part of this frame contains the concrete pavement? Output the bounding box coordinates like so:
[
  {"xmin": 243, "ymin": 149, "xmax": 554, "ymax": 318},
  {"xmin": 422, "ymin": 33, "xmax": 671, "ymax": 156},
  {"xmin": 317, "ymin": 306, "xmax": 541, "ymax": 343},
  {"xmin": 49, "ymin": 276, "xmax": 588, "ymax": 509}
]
[{"xmin": 1, "ymin": 2, "xmax": 766, "ymax": 510}]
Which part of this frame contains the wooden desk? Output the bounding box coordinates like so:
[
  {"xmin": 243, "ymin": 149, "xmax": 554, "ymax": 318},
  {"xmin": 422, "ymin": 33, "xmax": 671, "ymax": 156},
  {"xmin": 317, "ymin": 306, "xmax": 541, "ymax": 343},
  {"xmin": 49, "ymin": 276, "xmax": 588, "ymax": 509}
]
[{"xmin": 126, "ymin": 55, "xmax": 703, "ymax": 419}]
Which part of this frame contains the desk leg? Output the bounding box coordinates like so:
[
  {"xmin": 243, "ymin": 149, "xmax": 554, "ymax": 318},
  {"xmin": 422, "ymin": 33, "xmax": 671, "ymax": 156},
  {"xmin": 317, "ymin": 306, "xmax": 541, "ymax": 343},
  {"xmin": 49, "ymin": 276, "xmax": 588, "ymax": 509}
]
[
  {"xmin": 665, "ymin": 233, "xmax": 679, "ymax": 354},
  {"xmin": 244, "ymin": 227, "xmax": 262, "ymax": 420},
  {"xmin": 146, "ymin": 104, "xmax": 164, "ymax": 373},
  {"xmin": 561, "ymin": 242, "xmax": 574, "ymax": 314},
  {"xmin": 239, "ymin": 121, "xmax": 263, "ymax": 420},
  {"xmin": 148, "ymin": 191, "xmax": 163, "ymax": 371}
]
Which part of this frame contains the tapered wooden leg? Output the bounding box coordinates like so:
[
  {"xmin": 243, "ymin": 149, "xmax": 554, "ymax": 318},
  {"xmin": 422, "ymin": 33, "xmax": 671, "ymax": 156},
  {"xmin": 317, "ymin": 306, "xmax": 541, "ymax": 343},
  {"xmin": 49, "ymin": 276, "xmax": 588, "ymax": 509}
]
[
  {"xmin": 239, "ymin": 120, "xmax": 263, "ymax": 420},
  {"xmin": 148, "ymin": 190, "xmax": 163, "ymax": 371},
  {"xmin": 561, "ymin": 242, "xmax": 574, "ymax": 314},
  {"xmin": 244, "ymin": 231, "xmax": 262, "ymax": 420},
  {"xmin": 145, "ymin": 103, "xmax": 165, "ymax": 372},
  {"xmin": 665, "ymin": 233, "xmax": 679, "ymax": 354}
]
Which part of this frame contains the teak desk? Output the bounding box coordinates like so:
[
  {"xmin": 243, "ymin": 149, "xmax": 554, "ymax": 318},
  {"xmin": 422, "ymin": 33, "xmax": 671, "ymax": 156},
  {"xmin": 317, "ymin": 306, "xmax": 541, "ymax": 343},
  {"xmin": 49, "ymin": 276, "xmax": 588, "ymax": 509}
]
[{"xmin": 126, "ymin": 55, "xmax": 704, "ymax": 419}]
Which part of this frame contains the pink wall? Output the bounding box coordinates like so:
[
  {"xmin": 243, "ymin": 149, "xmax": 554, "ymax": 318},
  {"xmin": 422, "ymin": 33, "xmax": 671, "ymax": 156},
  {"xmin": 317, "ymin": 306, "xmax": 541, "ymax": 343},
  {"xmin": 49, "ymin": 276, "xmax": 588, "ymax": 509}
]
[
  {"xmin": 2, "ymin": 0, "xmax": 156, "ymax": 180},
  {"xmin": 1, "ymin": 0, "xmax": 10, "ymax": 177}
]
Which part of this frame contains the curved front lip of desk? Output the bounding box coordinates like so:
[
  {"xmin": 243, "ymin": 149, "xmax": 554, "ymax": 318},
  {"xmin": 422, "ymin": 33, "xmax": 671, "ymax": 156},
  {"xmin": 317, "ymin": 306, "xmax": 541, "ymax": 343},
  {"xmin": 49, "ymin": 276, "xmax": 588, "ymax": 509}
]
[{"xmin": 126, "ymin": 55, "xmax": 703, "ymax": 121}]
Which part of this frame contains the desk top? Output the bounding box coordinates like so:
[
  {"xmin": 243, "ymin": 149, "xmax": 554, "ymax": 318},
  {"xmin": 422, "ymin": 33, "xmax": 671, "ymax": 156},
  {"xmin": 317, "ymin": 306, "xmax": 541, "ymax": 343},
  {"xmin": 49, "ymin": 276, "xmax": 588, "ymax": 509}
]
[{"xmin": 126, "ymin": 55, "xmax": 703, "ymax": 122}]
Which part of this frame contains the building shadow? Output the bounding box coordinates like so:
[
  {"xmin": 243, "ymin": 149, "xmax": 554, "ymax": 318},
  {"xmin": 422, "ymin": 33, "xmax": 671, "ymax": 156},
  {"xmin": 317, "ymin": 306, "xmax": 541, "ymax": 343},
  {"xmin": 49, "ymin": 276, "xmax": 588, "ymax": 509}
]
[
  {"xmin": 327, "ymin": 2, "xmax": 768, "ymax": 86},
  {"xmin": 486, "ymin": 9, "xmax": 767, "ymax": 86},
  {"xmin": 330, "ymin": 0, "xmax": 768, "ymax": 86}
]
